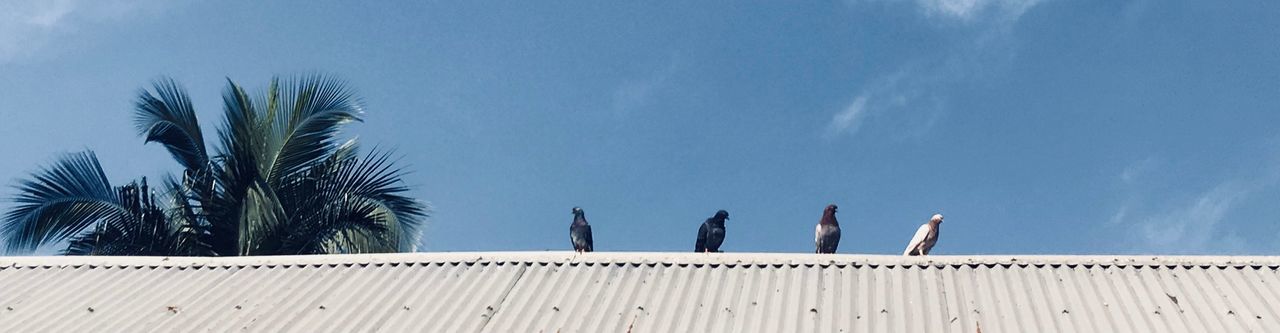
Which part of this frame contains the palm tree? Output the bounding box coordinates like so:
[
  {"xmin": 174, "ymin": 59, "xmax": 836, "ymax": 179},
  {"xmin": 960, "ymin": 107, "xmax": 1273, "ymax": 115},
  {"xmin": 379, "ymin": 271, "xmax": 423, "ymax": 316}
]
[{"xmin": 3, "ymin": 76, "xmax": 428, "ymax": 256}]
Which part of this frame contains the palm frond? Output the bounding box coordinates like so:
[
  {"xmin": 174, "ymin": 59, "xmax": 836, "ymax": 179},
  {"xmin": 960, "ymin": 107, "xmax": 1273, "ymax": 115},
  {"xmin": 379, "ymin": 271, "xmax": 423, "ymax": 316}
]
[
  {"xmin": 217, "ymin": 78, "xmax": 262, "ymax": 183},
  {"xmin": 263, "ymin": 75, "xmax": 363, "ymax": 186},
  {"xmin": 281, "ymin": 149, "xmax": 427, "ymax": 253},
  {"xmin": 161, "ymin": 175, "xmax": 214, "ymax": 256},
  {"xmin": 7, "ymin": 76, "xmax": 429, "ymax": 256},
  {"xmin": 208, "ymin": 76, "xmax": 365, "ymax": 255},
  {"xmin": 207, "ymin": 78, "xmax": 263, "ymax": 256},
  {"xmin": 237, "ymin": 180, "xmax": 287, "ymax": 255},
  {"xmin": 343, "ymin": 150, "xmax": 428, "ymax": 250},
  {"xmin": 64, "ymin": 178, "xmax": 178, "ymax": 256},
  {"xmin": 134, "ymin": 78, "xmax": 208, "ymax": 170},
  {"xmin": 2, "ymin": 152, "xmax": 128, "ymax": 254},
  {"xmin": 66, "ymin": 223, "xmax": 142, "ymax": 255},
  {"xmin": 279, "ymin": 195, "xmax": 390, "ymax": 254}
]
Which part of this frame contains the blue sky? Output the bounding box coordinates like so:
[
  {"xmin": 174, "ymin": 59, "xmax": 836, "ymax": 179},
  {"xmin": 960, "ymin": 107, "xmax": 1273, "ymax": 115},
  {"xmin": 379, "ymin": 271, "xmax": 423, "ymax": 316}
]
[{"xmin": 1, "ymin": 0, "xmax": 1278, "ymax": 255}]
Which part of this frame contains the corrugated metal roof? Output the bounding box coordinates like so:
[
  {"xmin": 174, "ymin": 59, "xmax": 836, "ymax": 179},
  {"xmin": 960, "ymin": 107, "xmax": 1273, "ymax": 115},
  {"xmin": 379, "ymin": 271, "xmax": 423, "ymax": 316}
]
[{"xmin": 2, "ymin": 252, "xmax": 1279, "ymax": 332}]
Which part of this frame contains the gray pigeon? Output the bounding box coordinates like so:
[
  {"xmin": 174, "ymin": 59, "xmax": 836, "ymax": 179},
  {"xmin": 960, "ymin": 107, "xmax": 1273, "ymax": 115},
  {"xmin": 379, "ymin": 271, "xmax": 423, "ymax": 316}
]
[
  {"xmin": 570, "ymin": 207, "xmax": 593, "ymax": 252},
  {"xmin": 815, "ymin": 204, "xmax": 841, "ymax": 254},
  {"xmin": 695, "ymin": 210, "xmax": 729, "ymax": 253}
]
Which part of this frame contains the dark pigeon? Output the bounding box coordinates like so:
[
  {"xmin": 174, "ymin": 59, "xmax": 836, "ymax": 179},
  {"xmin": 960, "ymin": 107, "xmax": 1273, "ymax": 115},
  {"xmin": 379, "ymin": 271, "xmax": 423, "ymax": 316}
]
[
  {"xmin": 695, "ymin": 210, "xmax": 729, "ymax": 253},
  {"xmin": 570, "ymin": 207, "xmax": 593, "ymax": 252},
  {"xmin": 815, "ymin": 204, "xmax": 841, "ymax": 254}
]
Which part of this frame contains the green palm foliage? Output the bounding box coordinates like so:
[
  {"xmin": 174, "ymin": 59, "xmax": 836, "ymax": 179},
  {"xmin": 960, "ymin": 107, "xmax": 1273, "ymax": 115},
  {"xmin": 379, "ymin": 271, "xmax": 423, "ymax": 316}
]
[{"xmin": 3, "ymin": 76, "xmax": 427, "ymax": 255}]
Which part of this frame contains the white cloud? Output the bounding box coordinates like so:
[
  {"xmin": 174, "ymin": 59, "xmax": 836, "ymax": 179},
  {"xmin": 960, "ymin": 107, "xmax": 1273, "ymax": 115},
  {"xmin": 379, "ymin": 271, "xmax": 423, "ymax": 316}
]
[
  {"xmin": 1114, "ymin": 153, "xmax": 1280, "ymax": 254},
  {"xmin": 1131, "ymin": 182, "xmax": 1249, "ymax": 254},
  {"xmin": 1108, "ymin": 204, "xmax": 1128, "ymax": 225},
  {"xmin": 918, "ymin": 0, "xmax": 984, "ymax": 20},
  {"xmin": 0, "ymin": 0, "xmax": 166, "ymax": 65},
  {"xmin": 22, "ymin": 1, "xmax": 76, "ymax": 28},
  {"xmin": 827, "ymin": 0, "xmax": 1044, "ymax": 140},
  {"xmin": 1120, "ymin": 156, "xmax": 1158, "ymax": 184},
  {"xmin": 611, "ymin": 79, "xmax": 660, "ymax": 117},
  {"xmin": 610, "ymin": 55, "xmax": 681, "ymax": 117},
  {"xmin": 916, "ymin": 0, "xmax": 1043, "ymax": 23},
  {"xmin": 828, "ymin": 95, "xmax": 869, "ymax": 136},
  {"xmin": 826, "ymin": 67, "xmax": 916, "ymax": 138}
]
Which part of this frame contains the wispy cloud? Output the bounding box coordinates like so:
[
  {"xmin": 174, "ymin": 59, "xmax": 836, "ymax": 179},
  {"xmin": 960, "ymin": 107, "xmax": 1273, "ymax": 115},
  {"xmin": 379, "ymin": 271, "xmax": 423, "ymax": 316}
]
[
  {"xmin": 610, "ymin": 55, "xmax": 681, "ymax": 118},
  {"xmin": 916, "ymin": 0, "xmax": 1043, "ymax": 23},
  {"xmin": 611, "ymin": 78, "xmax": 662, "ymax": 117},
  {"xmin": 1113, "ymin": 154, "xmax": 1280, "ymax": 254},
  {"xmin": 0, "ymin": 0, "xmax": 166, "ymax": 65},
  {"xmin": 1119, "ymin": 156, "xmax": 1159, "ymax": 184},
  {"xmin": 827, "ymin": 0, "xmax": 1045, "ymax": 140},
  {"xmin": 829, "ymin": 95, "xmax": 869, "ymax": 136},
  {"xmin": 826, "ymin": 68, "xmax": 915, "ymax": 138},
  {"xmin": 1131, "ymin": 182, "xmax": 1251, "ymax": 254},
  {"xmin": 0, "ymin": 1, "xmax": 68, "ymax": 63},
  {"xmin": 21, "ymin": 1, "xmax": 76, "ymax": 27}
]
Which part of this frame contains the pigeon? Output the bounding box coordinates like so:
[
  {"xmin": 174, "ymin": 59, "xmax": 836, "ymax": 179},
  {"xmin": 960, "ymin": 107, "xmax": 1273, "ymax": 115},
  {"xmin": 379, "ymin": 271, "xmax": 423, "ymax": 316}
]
[
  {"xmin": 695, "ymin": 210, "xmax": 729, "ymax": 253},
  {"xmin": 569, "ymin": 207, "xmax": 593, "ymax": 252},
  {"xmin": 815, "ymin": 204, "xmax": 841, "ymax": 254},
  {"xmin": 903, "ymin": 214, "xmax": 943, "ymax": 256}
]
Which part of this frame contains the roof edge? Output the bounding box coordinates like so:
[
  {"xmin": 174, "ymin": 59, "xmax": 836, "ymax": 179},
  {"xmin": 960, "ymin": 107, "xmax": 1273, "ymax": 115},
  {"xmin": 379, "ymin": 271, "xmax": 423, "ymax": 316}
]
[{"xmin": 2, "ymin": 252, "xmax": 1279, "ymax": 269}]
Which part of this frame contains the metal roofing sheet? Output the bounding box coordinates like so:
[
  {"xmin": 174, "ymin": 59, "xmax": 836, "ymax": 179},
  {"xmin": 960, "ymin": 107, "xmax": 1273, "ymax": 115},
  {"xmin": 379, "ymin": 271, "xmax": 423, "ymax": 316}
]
[{"xmin": 1, "ymin": 252, "xmax": 1278, "ymax": 332}]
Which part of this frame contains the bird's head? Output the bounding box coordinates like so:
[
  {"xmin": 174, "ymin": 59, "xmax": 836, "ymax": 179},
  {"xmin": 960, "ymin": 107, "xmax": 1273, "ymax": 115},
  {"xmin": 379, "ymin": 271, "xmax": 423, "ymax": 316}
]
[
  {"xmin": 825, "ymin": 204, "xmax": 838, "ymax": 214},
  {"xmin": 931, "ymin": 213, "xmax": 944, "ymax": 224},
  {"xmin": 572, "ymin": 207, "xmax": 584, "ymax": 216},
  {"xmin": 714, "ymin": 210, "xmax": 730, "ymax": 221}
]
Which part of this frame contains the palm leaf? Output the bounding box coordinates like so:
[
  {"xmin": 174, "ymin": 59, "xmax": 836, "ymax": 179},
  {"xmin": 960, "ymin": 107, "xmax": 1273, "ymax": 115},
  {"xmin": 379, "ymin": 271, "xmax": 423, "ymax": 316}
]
[
  {"xmin": 161, "ymin": 175, "xmax": 214, "ymax": 256},
  {"xmin": 2, "ymin": 152, "xmax": 128, "ymax": 253},
  {"xmin": 263, "ymin": 75, "xmax": 363, "ymax": 186},
  {"xmin": 61, "ymin": 177, "xmax": 187, "ymax": 256},
  {"xmin": 319, "ymin": 149, "xmax": 427, "ymax": 252},
  {"xmin": 344, "ymin": 150, "xmax": 428, "ymax": 250},
  {"xmin": 271, "ymin": 148, "xmax": 426, "ymax": 254},
  {"xmin": 209, "ymin": 76, "xmax": 367, "ymax": 255},
  {"xmin": 7, "ymin": 76, "xmax": 428, "ymax": 256},
  {"xmin": 237, "ymin": 180, "xmax": 287, "ymax": 255},
  {"xmin": 134, "ymin": 78, "xmax": 208, "ymax": 171},
  {"xmin": 206, "ymin": 79, "xmax": 264, "ymax": 256}
]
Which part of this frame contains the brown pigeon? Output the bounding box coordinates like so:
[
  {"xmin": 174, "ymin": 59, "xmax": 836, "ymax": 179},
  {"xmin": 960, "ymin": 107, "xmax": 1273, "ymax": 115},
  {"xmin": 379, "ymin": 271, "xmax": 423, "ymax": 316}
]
[{"xmin": 815, "ymin": 204, "xmax": 841, "ymax": 254}]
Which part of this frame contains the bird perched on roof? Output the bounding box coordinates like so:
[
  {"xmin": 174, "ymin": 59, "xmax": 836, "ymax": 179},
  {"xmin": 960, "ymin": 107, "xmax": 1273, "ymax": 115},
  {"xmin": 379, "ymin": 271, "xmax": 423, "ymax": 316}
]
[
  {"xmin": 815, "ymin": 204, "xmax": 841, "ymax": 254},
  {"xmin": 903, "ymin": 214, "xmax": 943, "ymax": 256},
  {"xmin": 695, "ymin": 210, "xmax": 729, "ymax": 253},
  {"xmin": 569, "ymin": 207, "xmax": 593, "ymax": 253}
]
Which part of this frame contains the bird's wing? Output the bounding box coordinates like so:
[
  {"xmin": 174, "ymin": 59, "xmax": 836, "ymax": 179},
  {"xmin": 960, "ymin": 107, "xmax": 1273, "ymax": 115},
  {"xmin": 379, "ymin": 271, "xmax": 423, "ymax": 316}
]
[
  {"xmin": 583, "ymin": 225, "xmax": 594, "ymax": 252},
  {"xmin": 815, "ymin": 224, "xmax": 822, "ymax": 245},
  {"xmin": 695, "ymin": 223, "xmax": 709, "ymax": 252},
  {"xmin": 903, "ymin": 224, "xmax": 931, "ymax": 255}
]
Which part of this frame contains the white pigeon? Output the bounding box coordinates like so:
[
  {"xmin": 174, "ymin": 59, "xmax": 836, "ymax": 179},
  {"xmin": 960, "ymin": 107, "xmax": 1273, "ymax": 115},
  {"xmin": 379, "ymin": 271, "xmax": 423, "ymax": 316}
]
[{"xmin": 903, "ymin": 214, "xmax": 943, "ymax": 256}]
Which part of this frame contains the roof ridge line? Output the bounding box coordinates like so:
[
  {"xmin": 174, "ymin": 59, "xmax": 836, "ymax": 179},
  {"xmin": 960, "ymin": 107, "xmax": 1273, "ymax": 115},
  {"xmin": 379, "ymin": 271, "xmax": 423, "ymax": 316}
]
[{"xmin": 2, "ymin": 252, "xmax": 1279, "ymax": 269}]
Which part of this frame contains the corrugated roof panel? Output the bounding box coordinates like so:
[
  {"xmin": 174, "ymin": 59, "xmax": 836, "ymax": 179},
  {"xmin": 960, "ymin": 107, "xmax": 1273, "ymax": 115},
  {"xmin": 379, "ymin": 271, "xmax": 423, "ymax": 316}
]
[{"xmin": 5, "ymin": 253, "xmax": 1280, "ymax": 332}]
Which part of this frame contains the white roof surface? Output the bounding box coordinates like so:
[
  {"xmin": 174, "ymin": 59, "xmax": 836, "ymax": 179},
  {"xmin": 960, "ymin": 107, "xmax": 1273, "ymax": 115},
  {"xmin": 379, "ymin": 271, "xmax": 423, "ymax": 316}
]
[{"xmin": 2, "ymin": 252, "xmax": 1279, "ymax": 332}]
